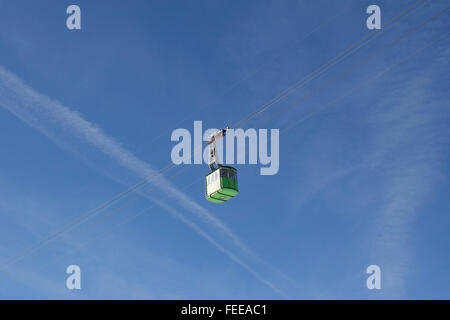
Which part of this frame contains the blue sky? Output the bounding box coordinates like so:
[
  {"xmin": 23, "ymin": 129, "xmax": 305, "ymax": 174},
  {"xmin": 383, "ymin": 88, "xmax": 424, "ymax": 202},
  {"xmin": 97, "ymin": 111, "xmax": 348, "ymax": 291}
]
[{"xmin": 0, "ymin": 0, "xmax": 449, "ymax": 299}]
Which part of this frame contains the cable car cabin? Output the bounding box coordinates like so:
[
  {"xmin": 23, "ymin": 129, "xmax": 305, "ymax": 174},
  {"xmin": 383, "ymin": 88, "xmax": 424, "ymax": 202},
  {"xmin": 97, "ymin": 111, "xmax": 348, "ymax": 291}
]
[{"xmin": 205, "ymin": 166, "xmax": 239, "ymax": 203}]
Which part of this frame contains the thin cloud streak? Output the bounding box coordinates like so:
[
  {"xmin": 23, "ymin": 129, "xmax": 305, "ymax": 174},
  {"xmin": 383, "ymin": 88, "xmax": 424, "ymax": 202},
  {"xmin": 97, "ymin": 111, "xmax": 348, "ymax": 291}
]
[{"xmin": 367, "ymin": 67, "xmax": 446, "ymax": 297}]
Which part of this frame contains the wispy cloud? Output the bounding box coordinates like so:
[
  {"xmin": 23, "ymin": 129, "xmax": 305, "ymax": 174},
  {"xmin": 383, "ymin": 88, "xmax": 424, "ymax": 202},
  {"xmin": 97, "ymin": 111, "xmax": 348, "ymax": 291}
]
[
  {"xmin": 365, "ymin": 61, "xmax": 448, "ymax": 297},
  {"xmin": 0, "ymin": 65, "xmax": 289, "ymax": 296}
]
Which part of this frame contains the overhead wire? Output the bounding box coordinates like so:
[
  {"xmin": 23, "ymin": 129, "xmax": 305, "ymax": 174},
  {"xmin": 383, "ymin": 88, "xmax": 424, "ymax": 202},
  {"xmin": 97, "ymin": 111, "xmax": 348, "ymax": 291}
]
[
  {"xmin": 279, "ymin": 31, "xmax": 450, "ymax": 135},
  {"xmin": 256, "ymin": 4, "xmax": 449, "ymax": 128},
  {"xmin": 0, "ymin": 162, "xmax": 176, "ymax": 269},
  {"xmin": 229, "ymin": 0, "xmax": 429, "ymax": 129},
  {"xmin": 0, "ymin": 165, "xmax": 192, "ymax": 272}
]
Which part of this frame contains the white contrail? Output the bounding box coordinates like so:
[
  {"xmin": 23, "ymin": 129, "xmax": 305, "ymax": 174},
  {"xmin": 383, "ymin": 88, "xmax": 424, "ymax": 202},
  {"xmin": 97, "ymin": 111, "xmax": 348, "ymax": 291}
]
[
  {"xmin": 366, "ymin": 66, "xmax": 445, "ymax": 297},
  {"xmin": 0, "ymin": 65, "xmax": 286, "ymax": 295}
]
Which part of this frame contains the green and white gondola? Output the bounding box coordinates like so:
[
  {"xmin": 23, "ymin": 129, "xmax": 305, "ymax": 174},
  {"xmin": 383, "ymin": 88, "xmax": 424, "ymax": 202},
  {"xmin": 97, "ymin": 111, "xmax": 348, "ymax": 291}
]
[
  {"xmin": 205, "ymin": 127, "xmax": 239, "ymax": 203},
  {"xmin": 205, "ymin": 166, "xmax": 239, "ymax": 203}
]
